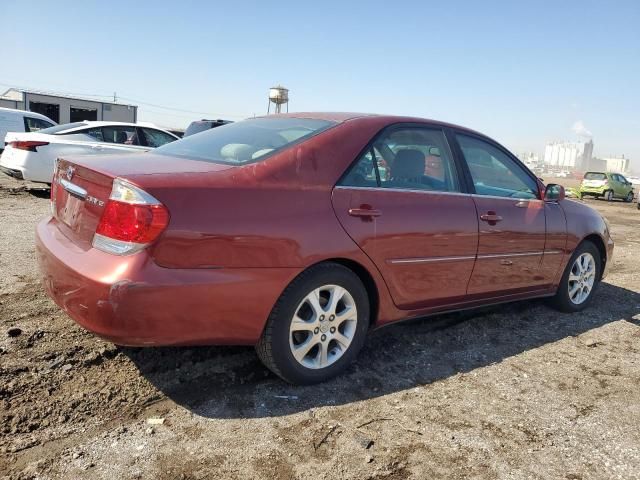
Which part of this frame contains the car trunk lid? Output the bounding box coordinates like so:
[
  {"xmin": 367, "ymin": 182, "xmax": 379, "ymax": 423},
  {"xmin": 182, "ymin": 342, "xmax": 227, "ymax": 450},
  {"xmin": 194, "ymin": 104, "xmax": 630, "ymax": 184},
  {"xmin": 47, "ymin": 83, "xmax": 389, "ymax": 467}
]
[
  {"xmin": 582, "ymin": 179, "xmax": 607, "ymax": 188},
  {"xmin": 51, "ymin": 153, "xmax": 234, "ymax": 250}
]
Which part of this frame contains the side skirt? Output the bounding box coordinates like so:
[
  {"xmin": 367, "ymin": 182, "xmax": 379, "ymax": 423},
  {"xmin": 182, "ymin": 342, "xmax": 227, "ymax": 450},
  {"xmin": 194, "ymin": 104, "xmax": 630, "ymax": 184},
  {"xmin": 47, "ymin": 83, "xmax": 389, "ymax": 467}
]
[{"xmin": 372, "ymin": 289, "xmax": 556, "ymax": 331}]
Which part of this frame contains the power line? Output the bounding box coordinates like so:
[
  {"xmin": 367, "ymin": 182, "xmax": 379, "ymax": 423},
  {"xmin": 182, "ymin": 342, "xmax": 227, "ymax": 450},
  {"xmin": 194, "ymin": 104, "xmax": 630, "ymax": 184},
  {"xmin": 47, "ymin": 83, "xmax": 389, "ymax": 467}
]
[
  {"xmin": 117, "ymin": 95, "xmax": 249, "ymax": 119},
  {"xmin": 0, "ymin": 81, "xmax": 250, "ymax": 119}
]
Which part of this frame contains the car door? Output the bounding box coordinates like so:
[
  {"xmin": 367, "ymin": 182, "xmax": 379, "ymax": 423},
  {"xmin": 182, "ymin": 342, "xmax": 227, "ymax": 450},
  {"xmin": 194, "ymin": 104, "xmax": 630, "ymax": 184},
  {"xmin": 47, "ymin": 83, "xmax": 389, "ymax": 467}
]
[
  {"xmin": 454, "ymin": 133, "xmax": 550, "ymax": 296},
  {"xmin": 609, "ymin": 174, "xmax": 620, "ymax": 197},
  {"xmin": 613, "ymin": 174, "xmax": 629, "ymax": 197},
  {"xmin": 332, "ymin": 125, "xmax": 478, "ymax": 310},
  {"xmin": 619, "ymin": 174, "xmax": 633, "ymax": 197}
]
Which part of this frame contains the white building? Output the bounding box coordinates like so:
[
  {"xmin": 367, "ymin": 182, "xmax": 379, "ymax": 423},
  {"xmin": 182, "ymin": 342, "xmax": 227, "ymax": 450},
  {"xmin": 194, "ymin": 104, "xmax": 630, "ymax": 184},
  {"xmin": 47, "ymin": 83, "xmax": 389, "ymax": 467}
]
[
  {"xmin": 543, "ymin": 140, "xmax": 593, "ymax": 171},
  {"xmin": 604, "ymin": 156, "xmax": 630, "ymax": 173},
  {"xmin": 0, "ymin": 88, "xmax": 138, "ymax": 124},
  {"xmin": 517, "ymin": 151, "xmax": 542, "ymax": 170}
]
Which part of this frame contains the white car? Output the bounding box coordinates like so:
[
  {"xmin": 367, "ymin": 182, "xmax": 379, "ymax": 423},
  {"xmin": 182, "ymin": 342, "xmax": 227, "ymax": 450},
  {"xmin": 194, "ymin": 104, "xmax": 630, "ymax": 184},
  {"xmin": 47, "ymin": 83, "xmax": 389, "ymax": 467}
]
[
  {"xmin": 0, "ymin": 107, "xmax": 57, "ymax": 154},
  {"xmin": 0, "ymin": 121, "xmax": 179, "ymax": 184}
]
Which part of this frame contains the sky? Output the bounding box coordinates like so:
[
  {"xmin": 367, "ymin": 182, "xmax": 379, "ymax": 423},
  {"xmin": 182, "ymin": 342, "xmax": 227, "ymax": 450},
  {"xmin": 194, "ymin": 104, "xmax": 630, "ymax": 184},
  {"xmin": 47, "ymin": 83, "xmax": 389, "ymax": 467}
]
[{"xmin": 1, "ymin": 0, "xmax": 639, "ymax": 167}]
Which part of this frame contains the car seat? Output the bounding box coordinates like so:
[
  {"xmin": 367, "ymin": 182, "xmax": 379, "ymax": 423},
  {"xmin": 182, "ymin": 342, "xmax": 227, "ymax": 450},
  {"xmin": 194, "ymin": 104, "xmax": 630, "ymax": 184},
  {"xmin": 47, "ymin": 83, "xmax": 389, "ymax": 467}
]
[{"xmin": 391, "ymin": 149, "xmax": 427, "ymax": 189}]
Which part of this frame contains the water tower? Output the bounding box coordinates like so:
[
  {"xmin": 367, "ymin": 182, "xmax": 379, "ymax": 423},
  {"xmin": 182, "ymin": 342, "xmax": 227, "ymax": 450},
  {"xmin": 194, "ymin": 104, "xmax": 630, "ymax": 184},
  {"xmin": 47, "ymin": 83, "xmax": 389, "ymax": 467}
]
[{"xmin": 267, "ymin": 85, "xmax": 289, "ymax": 114}]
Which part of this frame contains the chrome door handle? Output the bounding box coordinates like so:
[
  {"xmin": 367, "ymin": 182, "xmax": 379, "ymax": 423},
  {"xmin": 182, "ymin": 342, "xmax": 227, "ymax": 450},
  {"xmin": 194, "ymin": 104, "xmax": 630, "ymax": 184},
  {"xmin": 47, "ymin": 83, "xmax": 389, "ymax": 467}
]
[
  {"xmin": 480, "ymin": 212, "xmax": 503, "ymax": 225},
  {"xmin": 348, "ymin": 207, "xmax": 382, "ymax": 218},
  {"xmin": 515, "ymin": 200, "xmax": 528, "ymax": 208}
]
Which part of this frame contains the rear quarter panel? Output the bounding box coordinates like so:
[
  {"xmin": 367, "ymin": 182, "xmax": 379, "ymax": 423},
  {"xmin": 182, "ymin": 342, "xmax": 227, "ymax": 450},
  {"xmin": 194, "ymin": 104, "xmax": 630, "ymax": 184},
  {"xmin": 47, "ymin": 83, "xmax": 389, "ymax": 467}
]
[{"xmin": 128, "ymin": 117, "xmax": 401, "ymax": 324}]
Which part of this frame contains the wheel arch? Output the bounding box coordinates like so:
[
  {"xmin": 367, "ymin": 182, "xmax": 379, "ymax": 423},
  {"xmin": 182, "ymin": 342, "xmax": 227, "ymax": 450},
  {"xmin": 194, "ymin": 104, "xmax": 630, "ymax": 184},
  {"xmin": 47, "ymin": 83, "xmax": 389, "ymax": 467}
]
[
  {"xmin": 316, "ymin": 258, "xmax": 380, "ymax": 328},
  {"xmin": 582, "ymin": 234, "xmax": 607, "ymax": 280}
]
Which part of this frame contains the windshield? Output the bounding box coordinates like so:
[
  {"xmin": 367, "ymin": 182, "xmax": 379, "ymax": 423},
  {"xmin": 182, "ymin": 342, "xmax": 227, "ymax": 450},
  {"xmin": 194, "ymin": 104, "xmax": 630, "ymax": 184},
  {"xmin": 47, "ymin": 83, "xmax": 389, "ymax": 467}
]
[
  {"xmin": 39, "ymin": 122, "xmax": 88, "ymax": 135},
  {"xmin": 156, "ymin": 117, "xmax": 336, "ymax": 164},
  {"xmin": 584, "ymin": 172, "xmax": 607, "ymax": 180}
]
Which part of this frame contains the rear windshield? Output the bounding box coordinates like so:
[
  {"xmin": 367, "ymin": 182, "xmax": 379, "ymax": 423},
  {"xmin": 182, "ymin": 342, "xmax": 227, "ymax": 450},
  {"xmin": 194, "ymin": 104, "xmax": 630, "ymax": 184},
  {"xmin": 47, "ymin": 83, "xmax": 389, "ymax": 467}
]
[
  {"xmin": 156, "ymin": 117, "xmax": 336, "ymax": 165},
  {"xmin": 38, "ymin": 122, "xmax": 88, "ymax": 135},
  {"xmin": 584, "ymin": 172, "xmax": 606, "ymax": 180}
]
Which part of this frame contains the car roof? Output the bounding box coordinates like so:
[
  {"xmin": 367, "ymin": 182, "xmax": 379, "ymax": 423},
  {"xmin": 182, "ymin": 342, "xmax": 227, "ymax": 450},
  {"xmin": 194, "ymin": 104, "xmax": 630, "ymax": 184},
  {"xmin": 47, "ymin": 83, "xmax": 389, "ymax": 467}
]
[
  {"xmin": 54, "ymin": 121, "xmax": 175, "ymax": 135},
  {"xmin": 76, "ymin": 121, "xmax": 153, "ymax": 128},
  {"xmin": 263, "ymin": 112, "xmax": 486, "ymax": 136}
]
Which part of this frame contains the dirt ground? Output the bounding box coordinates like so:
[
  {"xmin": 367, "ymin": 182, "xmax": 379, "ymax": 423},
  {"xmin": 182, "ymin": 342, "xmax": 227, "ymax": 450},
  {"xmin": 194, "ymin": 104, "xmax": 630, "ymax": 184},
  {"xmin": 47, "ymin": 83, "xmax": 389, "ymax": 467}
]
[{"xmin": 1, "ymin": 174, "xmax": 639, "ymax": 480}]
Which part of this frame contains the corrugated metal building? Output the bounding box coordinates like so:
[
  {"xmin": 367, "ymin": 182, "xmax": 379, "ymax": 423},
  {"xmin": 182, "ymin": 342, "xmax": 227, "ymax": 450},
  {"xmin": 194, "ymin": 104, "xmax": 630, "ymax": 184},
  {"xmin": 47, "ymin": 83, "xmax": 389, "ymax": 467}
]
[{"xmin": 0, "ymin": 88, "xmax": 137, "ymax": 124}]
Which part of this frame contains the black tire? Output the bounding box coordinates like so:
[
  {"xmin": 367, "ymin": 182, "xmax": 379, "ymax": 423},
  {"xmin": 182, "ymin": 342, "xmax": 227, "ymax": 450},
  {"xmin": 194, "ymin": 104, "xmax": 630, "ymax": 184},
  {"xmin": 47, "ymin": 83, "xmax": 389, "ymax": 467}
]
[
  {"xmin": 604, "ymin": 190, "xmax": 614, "ymax": 202},
  {"xmin": 551, "ymin": 241, "xmax": 601, "ymax": 313},
  {"xmin": 256, "ymin": 262, "xmax": 370, "ymax": 385},
  {"xmin": 625, "ymin": 191, "xmax": 634, "ymax": 203}
]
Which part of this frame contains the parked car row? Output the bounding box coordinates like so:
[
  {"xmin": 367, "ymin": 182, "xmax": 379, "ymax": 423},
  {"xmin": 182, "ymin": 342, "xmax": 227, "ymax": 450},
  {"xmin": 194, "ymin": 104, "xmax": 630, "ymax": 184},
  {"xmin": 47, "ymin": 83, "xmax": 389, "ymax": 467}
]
[
  {"xmin": 0, "ymin": 121, "xmax": 180, "ymax": 184},
  {"xmin": 0, "ymin": 107, "xmax": 233, "ymax": 185}
]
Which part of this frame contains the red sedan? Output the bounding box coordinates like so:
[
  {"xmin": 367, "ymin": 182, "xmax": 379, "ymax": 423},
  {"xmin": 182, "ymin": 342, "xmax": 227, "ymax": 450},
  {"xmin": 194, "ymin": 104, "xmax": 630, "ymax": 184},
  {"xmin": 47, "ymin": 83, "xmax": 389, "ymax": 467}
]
[{"xmin": 36, "ymin": 113, "xmax": 614, "ymax": 384}]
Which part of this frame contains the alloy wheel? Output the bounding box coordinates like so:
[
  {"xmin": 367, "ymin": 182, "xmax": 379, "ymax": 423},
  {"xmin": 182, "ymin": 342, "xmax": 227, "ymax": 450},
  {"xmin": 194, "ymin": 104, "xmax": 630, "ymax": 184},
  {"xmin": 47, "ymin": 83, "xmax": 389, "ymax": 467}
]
[
  {"xmin": 289, "ymin": 284, "xmax": 358, "ymax": 369},
  {"xmin": 568, "ymin": 252, "xmax": 596, "ymax": 305}
]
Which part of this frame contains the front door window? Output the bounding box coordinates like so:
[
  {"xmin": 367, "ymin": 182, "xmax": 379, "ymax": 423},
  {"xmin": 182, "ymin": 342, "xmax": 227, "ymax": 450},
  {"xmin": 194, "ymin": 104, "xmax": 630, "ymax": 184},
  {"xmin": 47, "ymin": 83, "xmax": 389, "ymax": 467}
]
[{"xmin": 457, "ymin": 134, "xmax": 538, "ymax": 199}]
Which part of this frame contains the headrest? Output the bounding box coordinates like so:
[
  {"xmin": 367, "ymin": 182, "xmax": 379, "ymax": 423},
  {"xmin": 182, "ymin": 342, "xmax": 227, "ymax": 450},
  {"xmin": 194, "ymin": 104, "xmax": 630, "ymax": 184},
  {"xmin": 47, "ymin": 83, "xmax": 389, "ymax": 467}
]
[
  {"xmin": 116, "ymin": 131, "xmax": 128, "ymax": 143},
  {"xmin": 220, "ymin": 143, "xmax": 256, "ymax": 161},
  {"xmin": 393, "ymin": 149, "xmax": 425, "ymax": 179}
]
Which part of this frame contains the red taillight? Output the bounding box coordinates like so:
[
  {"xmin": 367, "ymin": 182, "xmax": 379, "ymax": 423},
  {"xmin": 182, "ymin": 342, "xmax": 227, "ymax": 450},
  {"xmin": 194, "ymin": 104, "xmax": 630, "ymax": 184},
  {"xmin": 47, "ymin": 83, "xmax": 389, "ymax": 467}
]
[
  {"xmin": 92, "ymin": 178, "xmax": 169, "ymax": 255},
  {"xmin": 96, "ymin": 200, "xmax": 169, "ymax": 243},
  {"xmin": 10, "ymin": 140, "xmax": 49, "ymax": 151}
]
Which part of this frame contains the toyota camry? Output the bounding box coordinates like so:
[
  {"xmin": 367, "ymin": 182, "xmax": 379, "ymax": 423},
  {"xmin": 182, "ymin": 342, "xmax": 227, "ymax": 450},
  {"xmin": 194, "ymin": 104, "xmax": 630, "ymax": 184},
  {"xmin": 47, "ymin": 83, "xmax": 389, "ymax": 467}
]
[{"xmin": 36, "ymin": 113, "xmax": 614, "ymax": 384}]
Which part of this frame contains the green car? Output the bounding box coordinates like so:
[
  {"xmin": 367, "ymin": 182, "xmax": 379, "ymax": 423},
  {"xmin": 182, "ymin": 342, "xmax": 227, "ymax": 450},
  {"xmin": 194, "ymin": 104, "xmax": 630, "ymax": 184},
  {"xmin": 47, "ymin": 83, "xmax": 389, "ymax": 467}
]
[{"xmin": 579, "ymin": 171, "xmax": 635, "ymax": 202}]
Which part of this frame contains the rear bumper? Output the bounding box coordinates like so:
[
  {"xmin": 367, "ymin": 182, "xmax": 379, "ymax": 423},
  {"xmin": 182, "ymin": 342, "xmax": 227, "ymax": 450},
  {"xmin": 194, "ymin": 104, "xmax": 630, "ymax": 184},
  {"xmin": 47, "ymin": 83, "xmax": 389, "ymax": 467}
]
[
  {"xmin": 0, "ymin": 164, "xmax": 24, "ymax": 180},
  {"xmin": 0, "ymin": 149, "xmax": 52, "ymax": 184},
  {"xmin": 579, "ymin": 187, "xmax": 605, "ymax": 196},
  {"xmin": 36, "ymin": 217, "xmax": 297, "ymax": 346}
]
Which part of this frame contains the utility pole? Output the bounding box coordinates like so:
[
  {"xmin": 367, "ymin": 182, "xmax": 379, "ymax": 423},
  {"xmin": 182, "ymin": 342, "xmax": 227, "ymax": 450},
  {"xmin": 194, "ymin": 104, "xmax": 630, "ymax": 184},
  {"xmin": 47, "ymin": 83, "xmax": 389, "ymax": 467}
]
[{"xmin": 113, "ymin": 92, "xmax": 117, "ymax": 103}]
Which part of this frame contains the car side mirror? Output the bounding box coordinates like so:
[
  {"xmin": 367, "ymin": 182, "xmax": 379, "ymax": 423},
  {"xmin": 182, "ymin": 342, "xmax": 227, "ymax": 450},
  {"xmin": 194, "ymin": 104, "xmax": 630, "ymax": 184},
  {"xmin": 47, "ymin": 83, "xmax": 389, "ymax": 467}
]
[{"xmin": 544, "ymin": 183, "xmax": 565, "ymax": 202}]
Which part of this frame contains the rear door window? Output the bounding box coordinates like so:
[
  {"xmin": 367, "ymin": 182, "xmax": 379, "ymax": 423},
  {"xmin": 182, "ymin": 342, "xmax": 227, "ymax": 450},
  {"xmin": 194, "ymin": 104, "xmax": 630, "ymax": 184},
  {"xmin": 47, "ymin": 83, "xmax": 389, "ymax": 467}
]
[
  {"xmin": 140, "ymin": 128, "xmax": 177, "ymax": 148},
  {"xmin": 340, "ymin": 127, "xmax": 460, "ymax": 192},
  {"xmin": 101, "ymin": 126, "xmax": 140, "ymax": 145},
  {"xmin": 24, "ymin": 117, "xmax": 55, "ymax": 132}
]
